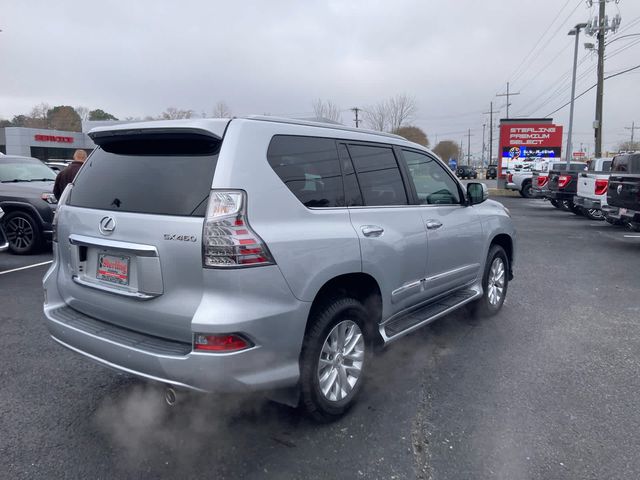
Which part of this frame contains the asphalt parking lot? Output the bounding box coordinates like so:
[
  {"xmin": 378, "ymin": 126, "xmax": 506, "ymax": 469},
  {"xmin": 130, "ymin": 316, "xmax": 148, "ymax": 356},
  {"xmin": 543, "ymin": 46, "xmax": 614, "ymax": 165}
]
[{"xmin": 1, "ymin": 196, "xmax": 639, "ymax": 479}]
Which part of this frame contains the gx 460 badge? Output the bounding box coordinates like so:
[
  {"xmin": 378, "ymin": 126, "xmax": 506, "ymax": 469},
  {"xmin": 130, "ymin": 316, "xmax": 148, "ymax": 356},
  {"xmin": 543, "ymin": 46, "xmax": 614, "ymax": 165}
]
[{"xmin": 164, "ymin": 234, "xmax": 197, "ymax": 242}]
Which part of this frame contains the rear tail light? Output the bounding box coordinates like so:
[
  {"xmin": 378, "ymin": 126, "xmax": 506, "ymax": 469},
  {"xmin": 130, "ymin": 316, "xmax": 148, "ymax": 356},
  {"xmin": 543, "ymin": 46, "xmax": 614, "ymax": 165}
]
[
  {"xmin": 507, "ymin": 173, "xmax": 513, "ymax": 183},
  {"xmin": 558, "ymin": 175, "xmax": 571, "ymax": 188},
  {"xmin": 52, "ymin": 185, "xmax": 72, "ymax": 243},
  {"xmin": 595, "ymin": 179, "xmax": 608, "ymax": 196},
  {"xmin": 194, "ymin": 333, "xmax": 251, "ymax": 352},
  {"xmin": 537, "ymin": 175, "xmax": 548, "ymax": 187},
  {"xmin": 202, "ymin": 190, "xmax": 275, "ymax": 268}
]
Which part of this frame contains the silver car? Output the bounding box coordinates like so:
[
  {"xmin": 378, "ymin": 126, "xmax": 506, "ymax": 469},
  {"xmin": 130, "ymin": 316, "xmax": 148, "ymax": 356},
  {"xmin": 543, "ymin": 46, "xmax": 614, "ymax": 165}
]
[{"xmin": 43, "ymin": 116, "xmax": 515, "ymax": 420}]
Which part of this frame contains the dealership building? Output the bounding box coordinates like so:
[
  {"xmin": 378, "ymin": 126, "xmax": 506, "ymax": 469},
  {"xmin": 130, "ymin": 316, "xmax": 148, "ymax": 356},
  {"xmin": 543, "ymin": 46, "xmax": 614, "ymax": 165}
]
[{"xmin": 0, "ymin": 126, "xmax": 96, "ymax": 161}]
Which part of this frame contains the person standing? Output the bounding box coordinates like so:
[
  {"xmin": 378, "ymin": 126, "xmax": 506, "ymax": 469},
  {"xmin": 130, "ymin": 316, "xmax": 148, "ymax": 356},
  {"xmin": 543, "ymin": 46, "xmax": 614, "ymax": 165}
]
[{"xmin": 53, "ymin": 149, "xmax": 87, "ymax": 200}]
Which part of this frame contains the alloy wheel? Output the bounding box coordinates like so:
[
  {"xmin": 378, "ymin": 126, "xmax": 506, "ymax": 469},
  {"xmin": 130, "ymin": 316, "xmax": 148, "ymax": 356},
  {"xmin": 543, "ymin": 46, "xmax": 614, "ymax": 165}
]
[
  {"xmin": 5, "ymin": 216, "xmax": 35, "ymax": 251},
  {"xmin": 487, "ymin": 257, "xmax": 505, "ymax": 306},
  {"xmin": 317, "ymin": 320, "xmax": 365, "ymax": 402}
]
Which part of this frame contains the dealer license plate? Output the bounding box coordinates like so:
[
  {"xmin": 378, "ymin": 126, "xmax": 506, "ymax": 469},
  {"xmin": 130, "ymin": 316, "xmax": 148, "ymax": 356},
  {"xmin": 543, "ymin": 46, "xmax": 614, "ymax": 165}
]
[{"xmin": 97, "ymin": 254, "xmax": 130, "ymax": 286}]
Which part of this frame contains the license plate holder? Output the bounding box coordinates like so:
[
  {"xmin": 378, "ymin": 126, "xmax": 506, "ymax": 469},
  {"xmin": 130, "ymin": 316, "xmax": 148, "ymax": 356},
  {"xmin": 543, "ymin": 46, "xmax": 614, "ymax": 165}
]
[{"xmin": 97, "ymin": 254, "xmax": 130, "ymax": 286}]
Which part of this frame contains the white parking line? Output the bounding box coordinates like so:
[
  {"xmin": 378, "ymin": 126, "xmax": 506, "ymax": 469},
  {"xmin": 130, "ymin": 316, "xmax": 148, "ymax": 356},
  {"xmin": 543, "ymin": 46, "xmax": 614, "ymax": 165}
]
[
  {"xmin": 0, "ymin": 260, "xmax": 53, "ymax": 276},
  {"xmin": 624, "ymin": 235, "xmax": 640, "ymax": 238}
]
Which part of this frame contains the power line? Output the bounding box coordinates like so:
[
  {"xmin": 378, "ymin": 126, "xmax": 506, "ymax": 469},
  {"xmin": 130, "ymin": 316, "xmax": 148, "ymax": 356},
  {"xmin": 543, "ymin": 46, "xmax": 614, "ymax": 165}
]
[
  {"xmin": 544, "ymin": 63, "xmax": 640, "ymax": 117},
  {"xmin": 507, "ymin": 0, "xmax": 575, "ymax": 85},
  {"xmin": 510, "ymin": 0, "xmax": 585, "ymax": 87}
]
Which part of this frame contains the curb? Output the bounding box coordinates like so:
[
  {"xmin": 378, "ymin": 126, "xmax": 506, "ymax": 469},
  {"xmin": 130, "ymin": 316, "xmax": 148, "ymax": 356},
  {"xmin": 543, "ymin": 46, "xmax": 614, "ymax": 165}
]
[{"xmin": 488, "ymin": 188, "xmax": 520, "ymax": 197}]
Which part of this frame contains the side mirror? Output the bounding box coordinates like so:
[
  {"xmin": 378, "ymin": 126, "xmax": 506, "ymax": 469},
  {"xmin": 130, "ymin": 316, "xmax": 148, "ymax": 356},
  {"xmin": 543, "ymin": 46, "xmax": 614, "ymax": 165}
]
[{"xmin": 467, "ymin": 182, "xmax": 488, "ymax": 205}]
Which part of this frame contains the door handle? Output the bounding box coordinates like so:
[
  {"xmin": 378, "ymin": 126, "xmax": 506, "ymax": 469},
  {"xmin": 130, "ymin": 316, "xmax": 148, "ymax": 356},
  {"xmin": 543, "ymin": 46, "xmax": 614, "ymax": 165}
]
[
  {"xmin": 425, "ymin": 220, "xmax": 443, "ymax": 230},
  {"xmin": 361, "ymin": 225, "xmax": 384, "ymax": 237}
]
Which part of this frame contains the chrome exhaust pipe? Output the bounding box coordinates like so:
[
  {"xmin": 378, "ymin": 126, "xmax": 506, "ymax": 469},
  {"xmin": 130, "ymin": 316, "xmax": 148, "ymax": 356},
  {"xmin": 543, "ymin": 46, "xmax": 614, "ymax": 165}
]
[{"xmin": 165, "ymin": 386, "xmax": 177, "ymax": 406}]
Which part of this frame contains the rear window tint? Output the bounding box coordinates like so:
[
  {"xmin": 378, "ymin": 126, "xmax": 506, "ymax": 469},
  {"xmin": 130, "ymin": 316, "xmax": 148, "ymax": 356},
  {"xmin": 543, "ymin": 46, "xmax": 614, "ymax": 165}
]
[
  {"xmin": 611, "ymin": 154, "xmax": 640, "ymax": 172},
  {"xmin": 347, "ymin": 144, "xmax": 407, "ymax": 206},
  {"xmin": 267, "ymin": 135, "xmax": 344, "ymax": 208},
  {"xmin": 68, "ymin": 135, "xmax": 219, "ymax": 216}
]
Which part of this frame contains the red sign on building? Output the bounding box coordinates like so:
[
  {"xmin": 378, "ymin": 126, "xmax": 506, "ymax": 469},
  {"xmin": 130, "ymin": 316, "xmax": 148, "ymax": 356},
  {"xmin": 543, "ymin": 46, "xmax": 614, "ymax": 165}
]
[
  {"xmin": 34, "ymin": 134, "xmax": 74, "ymax": 143},
  {"xmin": 498, "ymin": 122, "xmax": 563, "ymax": 178}
]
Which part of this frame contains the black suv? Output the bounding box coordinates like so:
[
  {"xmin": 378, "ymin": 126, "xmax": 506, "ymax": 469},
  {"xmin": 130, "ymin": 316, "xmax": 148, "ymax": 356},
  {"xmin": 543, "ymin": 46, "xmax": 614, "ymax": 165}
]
[
  {"xmin": 486, "ymin": 165, "xmax": 498, "ymax": 179},
  {"xmin": 456, "ymin": 165, "xmax": 478, "ymax": 179},
  {"xmin": 0, "ymin": 156, "xmax": 58, "ymax": 254}
]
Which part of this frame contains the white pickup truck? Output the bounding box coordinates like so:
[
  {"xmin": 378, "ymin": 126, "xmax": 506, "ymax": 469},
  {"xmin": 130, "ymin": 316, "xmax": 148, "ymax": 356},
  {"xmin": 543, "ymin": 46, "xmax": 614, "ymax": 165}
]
[
  {"xmin": 506, "ymin": 164, "xmax": 536, "ymax": 198},
  {"xmin": 573, "ymin": 158, "xmax": 612, "ymax": 220}
]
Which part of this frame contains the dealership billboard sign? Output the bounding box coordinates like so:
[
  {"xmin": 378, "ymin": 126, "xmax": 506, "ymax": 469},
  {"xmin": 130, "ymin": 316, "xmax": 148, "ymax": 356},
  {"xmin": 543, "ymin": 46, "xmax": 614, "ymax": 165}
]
[{"xmin": 498, "ymin": 121, "xmax": 563, "ymax": 177}]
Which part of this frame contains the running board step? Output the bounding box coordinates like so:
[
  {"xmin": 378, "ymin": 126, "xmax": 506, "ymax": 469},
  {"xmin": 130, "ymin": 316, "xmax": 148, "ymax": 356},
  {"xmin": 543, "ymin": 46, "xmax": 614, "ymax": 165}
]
[{"xmin": 383, "ymin": 289, "xmax": 479, "ymax": 340}]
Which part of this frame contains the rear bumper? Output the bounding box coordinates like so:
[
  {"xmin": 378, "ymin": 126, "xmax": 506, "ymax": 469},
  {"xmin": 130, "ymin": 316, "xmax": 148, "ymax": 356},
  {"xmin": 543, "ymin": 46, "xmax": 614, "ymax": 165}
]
[
  {"xmin": 505, "ymin": 182, "xmax": 517, "ymax": 191},
  {"xmin": 573, "ymin": 196, "xmax": 601, "ymax": 209},
  {"xmin": 531, "ymin": 186, "xmax": 548, "ymax": 198},
  {"xmin": 43, "ymin": 258, "xmax": 311, "ymax": 393},
  {"xmin": 546, "ymin": 190, "xmax": 574, "ymax": 201}
]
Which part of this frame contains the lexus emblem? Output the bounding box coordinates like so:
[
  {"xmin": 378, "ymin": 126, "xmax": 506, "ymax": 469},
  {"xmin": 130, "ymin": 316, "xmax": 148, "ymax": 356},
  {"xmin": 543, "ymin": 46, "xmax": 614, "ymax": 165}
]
[
  {"xmin": 99, "ymin": 216, "xmax": 116, "ymax": 235},
  {"xmin": 617, "ymin": 185, "xmax": 623, "ymax": 195}
]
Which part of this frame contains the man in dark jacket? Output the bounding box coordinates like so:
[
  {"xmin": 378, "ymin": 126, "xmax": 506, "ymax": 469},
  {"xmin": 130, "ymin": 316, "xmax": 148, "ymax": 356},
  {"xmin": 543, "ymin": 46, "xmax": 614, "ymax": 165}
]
[{"xmin": 53, "ymin": 149, "xmax": 87, "ymax": 199}]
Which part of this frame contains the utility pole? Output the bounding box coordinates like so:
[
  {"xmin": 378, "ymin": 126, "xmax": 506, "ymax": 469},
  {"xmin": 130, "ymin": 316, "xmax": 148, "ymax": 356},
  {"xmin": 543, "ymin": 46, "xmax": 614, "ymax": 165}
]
[
  {"xmin": 586, "ymin": 0, "xmax": 620, "ymax": 156},
  {"xmin": 351, "ymin": 107, "xmax": 361, "ymax": 128},
  {"xmin": 459, "ymin": 138, "xmax": 464, "ymax": 163},
  {"xmin": 625, "ymin": 121, "xmax": 639, "ymax": 146},
  {"xmin": 482, "ymin": 123, "xmax": 486, "ymax": 166},
  {"xmin": 496, "ymin": 82, "xmax": 520, "ymax": 119},
  {"xmin": 483, "ymin": 102, "xmax": 494, "ymax": 165},
  {"xmin": 465, "ymin": 129, "xmax": 473, "ymax": 166},
  {"xmin": 594, "ymin": 0, "xmax": 606, "ymax": 157},
  {"xmin": 566, "ymin": 23, "xmax": 588, "ymax": 168}
]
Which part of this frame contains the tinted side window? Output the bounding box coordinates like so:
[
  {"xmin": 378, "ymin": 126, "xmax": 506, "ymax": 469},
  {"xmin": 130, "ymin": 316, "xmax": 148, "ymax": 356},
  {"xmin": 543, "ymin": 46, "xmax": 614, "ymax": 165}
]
[
  {"xmin": 602, "ymin": 160, "xmax": 612, "ymax": 172},
  {"xmin": 402, "ymin": 150, "xmax": 461, "ymax": 205},
  {"xmin": 267, "ymin": 136, "xmax": 344, "ymax": 208},
  {"xmin": 611, "ymin": 156, "xmax": 628, "ymax": 172},
  {"xmin": 337, "ymin": 143, "xmax": 363, "ymax": 206},
  {"xmin": 347, "ymin": 144, "xmax": 407, "ymax": 206}
]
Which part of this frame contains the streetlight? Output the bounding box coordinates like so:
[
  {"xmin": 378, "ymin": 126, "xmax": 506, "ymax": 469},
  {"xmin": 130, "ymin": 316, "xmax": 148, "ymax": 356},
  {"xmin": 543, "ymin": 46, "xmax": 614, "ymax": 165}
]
[{"xmin": 566, "ymin": 23, "xmax": 588, "ymax": 168}]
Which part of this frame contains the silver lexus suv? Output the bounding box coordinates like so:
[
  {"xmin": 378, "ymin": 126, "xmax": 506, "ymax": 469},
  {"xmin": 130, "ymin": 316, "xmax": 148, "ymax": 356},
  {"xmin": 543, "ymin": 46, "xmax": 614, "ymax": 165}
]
[{"xmin": 43, "ymin": 116, "xmax": 515, "ymax": 420}]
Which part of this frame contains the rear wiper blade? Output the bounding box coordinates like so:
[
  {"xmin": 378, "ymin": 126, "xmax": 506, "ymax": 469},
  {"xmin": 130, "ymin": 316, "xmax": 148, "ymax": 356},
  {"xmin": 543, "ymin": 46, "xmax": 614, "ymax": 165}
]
[
  {"xmin": 28, "ymin": 178, "xmax": 55, "ymax": 182},
  {"xmin": 1, "ymin": 179, "xmax": 32, "ymax": 183}
]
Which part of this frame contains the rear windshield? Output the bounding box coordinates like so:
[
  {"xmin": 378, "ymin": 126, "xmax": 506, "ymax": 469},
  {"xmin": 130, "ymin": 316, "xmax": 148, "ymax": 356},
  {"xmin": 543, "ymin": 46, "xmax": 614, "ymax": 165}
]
[
  {"xmin": 611, "ymin": 154, "xmax": 640, "ymax": 173},
  {"xmin": 68, "ymin": 134, "xmax": 220, "ymax": 216}
]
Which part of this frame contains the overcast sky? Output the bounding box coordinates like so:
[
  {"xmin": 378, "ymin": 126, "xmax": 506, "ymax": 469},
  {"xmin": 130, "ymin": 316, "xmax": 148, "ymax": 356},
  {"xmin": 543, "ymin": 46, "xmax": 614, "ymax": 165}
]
[{"xmin": 2, "ymin": 0, "xmax": 639, "ymax": 156}]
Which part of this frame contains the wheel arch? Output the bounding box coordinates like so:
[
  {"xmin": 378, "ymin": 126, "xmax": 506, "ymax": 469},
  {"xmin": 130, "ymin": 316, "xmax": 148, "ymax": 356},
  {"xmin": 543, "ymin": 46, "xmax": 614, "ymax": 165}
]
[
  {"xmin": 489, "ymin": 233, "xmax": 514, "ymax": 280},
  {"xmin": 305, "ymin": 272, "xmax": 383, "ymax": 342}
]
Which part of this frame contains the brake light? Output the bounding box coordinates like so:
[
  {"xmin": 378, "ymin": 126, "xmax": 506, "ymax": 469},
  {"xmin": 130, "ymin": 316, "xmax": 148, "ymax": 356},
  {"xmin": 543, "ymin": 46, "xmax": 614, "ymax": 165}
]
[
  {"xmin": 52, "ymin": 185, "xmax": 72, "ymax": 243},
  {"xmin": 595, "ymin": 179, "xmax": 608, "ymax": 196},
  {"xmin": 507, "ymin": 173, "xmax": 513, "ymax": 183},
  {"xmin": 558, "ymin": 175, "xmax": 571, "ymax": 188},
  {"xmin": 202, "ymin": 190, "xmax": 275, "ymax": 268},
  {"xmin": 537, "ymin": 175, "xmax": 548, "ymax": 187},
  {"xmin": 194, "ymin": 333, "xmax": 251, "ymax": 352}
]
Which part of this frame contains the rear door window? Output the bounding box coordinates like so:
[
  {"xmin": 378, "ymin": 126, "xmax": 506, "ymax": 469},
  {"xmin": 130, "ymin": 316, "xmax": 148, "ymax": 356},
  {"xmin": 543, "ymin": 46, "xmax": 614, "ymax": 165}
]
[
  {"xmin": 267, "ymin": 135, "xmax": 344, "ymax": 208},
  {"xmin": 68, "ymin": 133, "xmax": 220, "ymax": 216},
  {"xmin": 347, "ymin": 144, "xmax": 407, "ymax": 206}
]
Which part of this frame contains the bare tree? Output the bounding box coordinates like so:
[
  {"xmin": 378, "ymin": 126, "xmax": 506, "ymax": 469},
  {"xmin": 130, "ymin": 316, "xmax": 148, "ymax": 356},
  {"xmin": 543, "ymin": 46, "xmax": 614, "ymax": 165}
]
[
  {"xmin": 161, "ymin": 107, "xmax": 194, "ymax": 120},
  {"xmin": 618, "ymin": 140, "xmax": 640, "ymax": 152},
  {"xmin": 25, "ymin": 102, "xmax": 50, "ymax": 128},
  {"xmin": 75, "ymin": 106, "xmax": 90, "ymax": 122},
  {"xmin": 365, "ymin": 94, "xmax": 418, "ymax": 132},
  {"xmin": 387, "ymin": 94, "xmax": 417, "ymax": 132},
  {"xmin": 211, "ymin": 101, "xmax": 232, "ymax": 118},
  {"xmin": 364, "ymin": 102, "xmax": 389, "ymax": 132},
  {"xmin": 312, "ymin": 99, "xmax": 342, "ymax": 123}
]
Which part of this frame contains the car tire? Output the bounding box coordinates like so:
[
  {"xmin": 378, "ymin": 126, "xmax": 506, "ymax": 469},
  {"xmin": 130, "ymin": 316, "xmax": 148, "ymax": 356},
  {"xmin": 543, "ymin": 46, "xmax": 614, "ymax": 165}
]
[
  {"xmin": 300, "ymin": 297, "xmax": 371, "ymax": 422},
  {"xmin": 605, "ymin": 217, "xmax": 623, "ymax": 226},
  {"xmin": 569, "ymin": 203, "xmax": 584, "ymax": 216},
  {"xmin": 520, "ymin": 181, "xmax": 533, "ymax": 198},
  {"xmin": 468, "ymin": 244, "xmax": 509, "ymax": 318},
  {"xmin": 584, "ymin": 208, "xmax": 604, "ymax": 221},
  {"xmin": 550, "ymin": 199, "xmax": 561, "ymax": 209},
  {"xmin": 560, "ymin": 200, "xmax": 572, "ymax": 211},
  {"xmin": 3, "ymin": 211, "xmax": 42, "ymax": 255}
]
